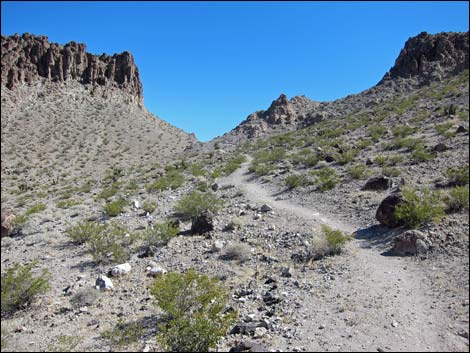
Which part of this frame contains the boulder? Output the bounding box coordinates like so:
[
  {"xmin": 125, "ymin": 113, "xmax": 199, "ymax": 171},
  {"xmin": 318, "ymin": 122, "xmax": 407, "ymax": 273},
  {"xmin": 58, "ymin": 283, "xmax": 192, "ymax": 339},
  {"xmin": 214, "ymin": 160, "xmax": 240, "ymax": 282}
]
[
  {"xmin": 431, "ymin": 143, "xmax": 449, "ymax": 153},
  {"xmin": 375, "ymin": 193, "xmax": 406, "ymax": 227},
  {"xmin": 259, "ymin": 204, "xmax": 273, "ymax": 213},
  {"xmin": 211, "ymin": 183, "xmax": 219, "ymax": 191},
  {"xmin": 191, "ymin": 211, "xmax": 214, "ymax": 234},
  {"xmin": 95, "ymin": 274, "xmax": 113, "ymax": 291},
  {"xmin": 1, "ymin": 211, "xmax": 16, "ymax": 237},
  {"xmin": 146, "ymin": 261, "xmax": 167, "ymax": 276},
  {"xmin": 362, "ymin": 176, "xmax": 392, "ymax": 191},
  {"xmin": 212, "ymin": 239, "xmax": 225, "ymax": 253},
  {"xmin": 110, "ymin": 263, "xmax": 131, "ymax": 276},
  {"xmin": 391, "ymin": 230, "xmax": 431, "ymax": 255}
]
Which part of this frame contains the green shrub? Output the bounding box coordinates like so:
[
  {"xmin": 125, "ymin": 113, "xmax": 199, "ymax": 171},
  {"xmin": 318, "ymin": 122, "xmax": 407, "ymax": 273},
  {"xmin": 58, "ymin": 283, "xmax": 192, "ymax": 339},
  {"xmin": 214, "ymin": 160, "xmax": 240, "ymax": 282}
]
[
  {"xmin": 149, "ymin": 269, "xmax": 237, "ymax": 352},
  {"xmin": 285, "ymin": 174, "xmax": 310, "ymax": 189},
  {"xmin": 392, "ymin": 125, "xmax": 416, "ymax": 138},
  {"xmin": 146, "ymin": 171, "xmax": 185, "ymax": 192},
  {"xmin": 369, "ymin": 125, "xmax": 387, "ymax": 141},
  {"xmin": 348, "ymin": 164, "xmax": 368, "ymax": 179},
  {"xmin": 102, "ymin": 319, "xmax": 144, "ymax": 349},
  {"xmin": 374, "ymin": 155, "xmax": 388, "ymax": 167},
  {"xmin": 48, "ymin": 335, "xmax": 81, "ymax": 352},
  {"xmin": 446, "ymin": 166, "xmax": 469, "ymax": 186},
  {"xmin": 143, "ymin": 222, "xmax": 180, "ymax": 247},
  {"xmin": 323, "ymin": 225, "xmax": 350, "ymax": 254},
  {"xmin": 25, "ymin": 203, "xmax": 46, "ymax": 216},
  {"xmin": 394, "ymin": 188, "xmax": 445, "ymax": 228},
  {"xmin": 143, "ymin": 200, "xmax": 157, "ymax": 214},
  {"xmin": 411, "ymin": 145, "xmax": 433, "ymax": 163},
  {"xmin": 1, "ymin": 262, "xmax": 49, "ymax": 317},
  {"xmin": 66, "ymin": 220, "xmax": 107, "ymax": 245},
  {"xmin": 249, "ymin": 163, "xmax": 273, "ymax": 176},
  {"xmin": 223, "ymin": 155, "xmax": 247, "ymax": 175},
  {"xmin": 383, "ymin": 137, "xmax": 421, "ymax": 151},
  {"xmin": 444, "ymin": 186, "xmax": 469, "ymax": 212},
  {"xmin": 311, "ymin": 167, "xmax": 339, "ymax": 191},
  {"xmin": 189, "ymin": 164, "xmax": 205, "ymax": 177},
  {"xmin": 86, "ymin": 222, "xmax": 134, "ymax": 264},
  {"xmin": 97, "ymin": 185, "xmax": 119, "ymax": 200},
  {"xmin": 334, "ymin": 149, "xmax": 357, "ymax": 165},
  {"xmin": 211, "ymin": 168, "xmax": 222, "ymax": 179},
  {"xmin": 382, "ymin": 166, "xmax": 401, "ymax": 177},
  {"xmin": 103, "ymin": 199, "xmax": 127, "ymax": 217},
  {"xmin": 308, "ymin": 225, "xmax": 350, "ymax": 261},
  {"xmin": 56, "ymin": 199, "xmax": 80, "ymax": 209},
  {"xmin": 175, "ymin": 191, "xmax": 223, "ymax": 222},
  {"xmin": 435, "ymin": 122, "xmax": 454, "ymax": 136}
]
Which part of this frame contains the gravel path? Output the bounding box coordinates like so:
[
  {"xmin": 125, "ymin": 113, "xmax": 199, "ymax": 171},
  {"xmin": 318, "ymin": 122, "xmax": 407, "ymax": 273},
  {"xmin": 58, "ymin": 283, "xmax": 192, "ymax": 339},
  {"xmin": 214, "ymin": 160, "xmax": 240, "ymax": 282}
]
[{"xmin": 220, "ymin": 156, "xmax": 466, "ymax": 352}]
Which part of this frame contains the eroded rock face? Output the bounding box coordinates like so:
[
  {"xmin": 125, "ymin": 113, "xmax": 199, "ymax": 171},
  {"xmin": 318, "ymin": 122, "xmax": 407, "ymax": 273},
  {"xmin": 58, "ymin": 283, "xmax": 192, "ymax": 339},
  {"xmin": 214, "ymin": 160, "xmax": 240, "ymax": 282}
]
[
  {"xmin": 380, "ymin": 31, "xmax": 469, "ymax": 84},
  {"xmin": 1, "ymin": 33, "xmax": 143, "ymax": 105}
]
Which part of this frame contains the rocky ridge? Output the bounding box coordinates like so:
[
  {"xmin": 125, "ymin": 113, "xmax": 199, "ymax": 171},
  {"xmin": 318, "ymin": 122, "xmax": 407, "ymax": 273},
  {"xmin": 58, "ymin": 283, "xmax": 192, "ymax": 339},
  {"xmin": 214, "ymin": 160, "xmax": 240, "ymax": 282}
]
[{"xmin": 1, "ymin": 33, "xmax": 143, "ymax": 105}]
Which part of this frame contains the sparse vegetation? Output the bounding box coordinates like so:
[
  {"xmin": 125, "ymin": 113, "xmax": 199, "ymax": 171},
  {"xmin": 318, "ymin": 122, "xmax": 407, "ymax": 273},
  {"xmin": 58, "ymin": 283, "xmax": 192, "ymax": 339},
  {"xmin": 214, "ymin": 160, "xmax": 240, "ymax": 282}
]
[
  {"xmin": 446, "ymin": 166, "xmax": 469, "ymax": 186},
  {"xmin": 285, "ymin": 174, "xmax": 310, "ymax": 189},
  {"xmin": 1, "ymin": 261, "xmax": 50, "ymax": 317},
  {"xmin": 102, "ymin": 319, "xmax": 144, "ymax": 349},
  {"xmin": 175, "ymin": 191, "xmax": 223, "ymax": 221},
  {"xmin": 146, "ymin": 171, "xmax": 185, "ymax": 192},
  {"xmin": 48, "ymin": 335, "xmax": 81, "ymax": 352},
  {"xmin": 308, "ymin": 225, "xmax": 350, "ymax": 261},
  {"xmin": 223, "ymin": 155, "xmax": 247, "ymax": 175},
  {"xmin": 143, "ymin": 221, "xmax": 180, "ymax": 247},
  {"xmin": 310, "ymin": 167, "xmax": 339, "ymax": 191},
  {"xmin": 348, "ymin": 164, "xmax": 368, "ymax": 179},
  {"xmin": 149, "ymin": 269, "xmax": 237, "ymax": 352},
  {"xmin": 443, "ymin": 186, "xmax": 469, "ymax": 212},
  {"xmin": 143, "ymin": 200, "xmax": 157, "ymax": 214},
  {"xmin": 66, "ymin": 220, "xmax": 107, "ymax": 245},
  {"xmin": 103, "ymin": 198, "xmax": 127, "ymax": 217},
  {"xmin": 394, "ymin": 188, "xmax": 445, "ymax": 228}
]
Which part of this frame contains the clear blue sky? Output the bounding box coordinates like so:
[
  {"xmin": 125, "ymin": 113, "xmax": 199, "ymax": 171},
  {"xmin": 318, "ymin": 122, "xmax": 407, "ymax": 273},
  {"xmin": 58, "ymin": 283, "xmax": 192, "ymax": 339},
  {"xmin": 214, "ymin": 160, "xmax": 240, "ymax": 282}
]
[{"xmin": 2, "ymin": 1, "xmax": 469, "ymax": 141}]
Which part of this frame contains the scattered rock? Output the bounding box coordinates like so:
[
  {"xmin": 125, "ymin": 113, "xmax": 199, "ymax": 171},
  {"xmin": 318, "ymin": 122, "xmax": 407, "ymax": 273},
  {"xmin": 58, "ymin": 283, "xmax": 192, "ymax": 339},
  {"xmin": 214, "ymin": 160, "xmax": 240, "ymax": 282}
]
[
  {"xmin": 324, "ymin": 154, "xmax": 335, "ymax": 163},
  {"xmin": 456, "ymin": 125, "xmax": 468, "ymax": 134},
  {"xmin": 191, "ymin": 211, "xmax": 214, "ymax": 234},
  {"xmin": 95, "ymin": 275, "xmax": 113, "ymax": 291},
  {"xmin": 229, "ymin": 341, "xmax": 268, "ymax": 352},
  {"xmin": 138, "ymin": 245, "xmax": 159, "ymax": 258},
  {"xmin": 260, "ymin": 204, "xmax": 273, "ymax": 213},
  {"xmin": 362, "ymin": 176, "xmax": 392, "ymax": 191},
  {"xmin": 146, "ymin": 262, "xmax": 167, "ymax": 276},
  {"xmin": 375, "ymin": 193, "xmax": 406, "ymax": 227},
  {"xmin": 110, "ymin": 263, "xmax": 131, "ymax": 276},
  {"xmin": 391, "ymin": 230, "xmax": 431, "ymax": 256},
  {"xmin": 281, "ymin": 267, "xmax": 292, "ymax": 278},
  {"xmin": 431, "ymin": 143, "xmax": 449, "ymax": 153},
  {"xmin": 212, "ymin": 239, "xmax": 225, "ymax": 253},
  {"xmin": 211, "ymin": 183, "xmax": 219, "ymax": 191},
  {"xmin": 1, "ymin": 211, "xmax": 16, "ymax": 237}
]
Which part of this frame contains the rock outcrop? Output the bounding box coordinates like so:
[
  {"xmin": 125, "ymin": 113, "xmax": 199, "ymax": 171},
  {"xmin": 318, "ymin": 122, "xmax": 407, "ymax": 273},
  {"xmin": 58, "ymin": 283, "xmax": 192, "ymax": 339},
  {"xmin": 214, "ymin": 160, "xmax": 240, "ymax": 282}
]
[
  {"xmin": 380, "ymin": 31, "xmax": 469, "ymax": 85},
  {"xmin": 1, "ymin": 33, "xmax": 143, "ymax": 105}
]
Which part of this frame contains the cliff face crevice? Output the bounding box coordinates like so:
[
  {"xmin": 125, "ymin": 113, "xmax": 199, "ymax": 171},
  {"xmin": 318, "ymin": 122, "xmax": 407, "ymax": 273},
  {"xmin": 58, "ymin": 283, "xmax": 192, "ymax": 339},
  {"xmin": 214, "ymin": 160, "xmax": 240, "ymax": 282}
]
[{"xmin": 1, "ymin": 33, "xmax": 143, "ymax": 105}]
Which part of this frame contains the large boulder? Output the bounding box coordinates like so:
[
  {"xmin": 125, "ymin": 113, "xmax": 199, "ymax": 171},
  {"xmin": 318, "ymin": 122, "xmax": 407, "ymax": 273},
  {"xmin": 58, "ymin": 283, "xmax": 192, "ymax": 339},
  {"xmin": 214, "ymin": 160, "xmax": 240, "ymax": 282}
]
[
  {"xmin": 191, "ymin": 211, "xmax": 214, "ymax": 234},
  {"xmin": 391, "ymin": 230, "xmax": 431, "ymax": 255},
  {"xmin": 362, "ymin": 176, "xmax": 392, "ymax": 191},
  {"xmin": 375, "ymin": 193, "xmax": 406, "ymax": 227}
]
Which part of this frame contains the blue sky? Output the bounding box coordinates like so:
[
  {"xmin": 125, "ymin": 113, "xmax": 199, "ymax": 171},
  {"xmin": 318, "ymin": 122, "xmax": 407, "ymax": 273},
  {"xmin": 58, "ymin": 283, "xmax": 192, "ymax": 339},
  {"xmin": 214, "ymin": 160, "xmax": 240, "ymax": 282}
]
[{"xmin": 2, "ymin": 1, "xmax": 469, "ymax": 141}]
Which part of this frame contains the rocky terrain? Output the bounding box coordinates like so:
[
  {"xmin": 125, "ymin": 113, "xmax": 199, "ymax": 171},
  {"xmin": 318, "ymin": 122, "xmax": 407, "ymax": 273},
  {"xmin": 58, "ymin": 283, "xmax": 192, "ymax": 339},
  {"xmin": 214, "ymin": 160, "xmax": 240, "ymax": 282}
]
[{"xmin": 1, "ymin": 31, "xmax": 469, "ymax": 352}]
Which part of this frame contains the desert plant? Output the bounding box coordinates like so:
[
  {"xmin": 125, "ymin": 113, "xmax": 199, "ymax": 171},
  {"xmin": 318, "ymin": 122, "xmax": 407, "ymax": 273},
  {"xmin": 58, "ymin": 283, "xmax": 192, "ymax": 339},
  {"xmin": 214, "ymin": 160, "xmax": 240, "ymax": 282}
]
[
  {"xmin": 443, "ymin": 186, "xmax": 469, "ymax": 212},
  {"xmin": 143, "ymin": 200, "xmax": 157, "ymax": 214},
  {"xmin": 66, "ymin": 220, "xmax": 107, "ymax": 245},
  {"xmin": 25, "ymin": 203, "xmax": 46, "ymax": 216},
  {"xmin": 174, "ymin": 191, "xmax": 223, "ymax": 222},
  {"xmin": 285, "ymin": 174, "xmax": 310, "ymax": 189},
  {"xmin": 382, "ymin": 166, "xmax": 401, "ymax": 177},
  {"xmin": 1, "ymin": 261, "xmax": 49, "ymax": 317},
  {"xmin": 394, "ymin": 188, "xmax": 445, "ymax": 228},
  {"xmin": 149, "ymin": 269, "xmax": 237, "ymax": 352},
  {"xmin": 348, "ymin": 164, "xmax": 368, "ymax": 179},
  {"xmin": 146, "ymin": 171, "xmax": 184, "ymax": 192},
  {"xmin": 143, "ymin": 222, "xmax": 180, "ymax": 247},
  {"xmin": 86, "ymin": 222, "xmax": 133, "ymax": 264},
  {"xmin": 223, "ymin": 155, "xmax": 247, "ymax": 175},
  {"xmin": 311, "ymin": 167, "xmax": 339, "ymax": 191},
  {"xmin": 411, "ymin": 145, "xmax": 433, "ymax": 163},
  {"xmin": 103, "ymin": 198, "xmax": 127, "ymax": 217},
  {"xmin": 446, "ymin": 166, "xmax": 469, "ymax": 186},
  {"xmin": 97, "ymin": 185, "xmax": 119, "ymax": 200},
  {"xmin": 101, "ymin": 319, "xmax": 144, "ymax": 349},
  {"xmin": 308, "ymin": 225, "xmax": 350, "ymax": 261},
  {"xmin": 56, "ymin": 199, "xmax": 80, "ymax": 209},
  {"xmin": 48, "ymin": 335, "xmax": 81, "ymax": 352}
]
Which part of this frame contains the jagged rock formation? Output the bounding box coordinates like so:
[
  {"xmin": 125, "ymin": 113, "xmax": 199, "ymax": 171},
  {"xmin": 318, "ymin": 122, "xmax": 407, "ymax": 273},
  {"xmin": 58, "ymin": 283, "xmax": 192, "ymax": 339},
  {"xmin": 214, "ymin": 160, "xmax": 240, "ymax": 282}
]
[
  {"xmin": 1, "ymin": 33, "xmax": 143, "ymax": 105},
  {"xmin": 380, "ymin": 31, "xmax": 469, "ymax": 85}
]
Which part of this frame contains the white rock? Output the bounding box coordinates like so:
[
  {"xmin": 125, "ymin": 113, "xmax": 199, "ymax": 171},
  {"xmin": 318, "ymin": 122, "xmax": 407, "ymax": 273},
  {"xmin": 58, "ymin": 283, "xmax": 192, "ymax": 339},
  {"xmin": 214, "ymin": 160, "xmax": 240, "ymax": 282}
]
[
  {"xmin": 146, "ymin": 262, "xmax": 167, "ymax": 276},
  {"xmin": 95, "ymin": 274, "xmax": 113, "ymax": 291},
  {"xmin": 133, "ymin": 200, "xmax": 141, "ymax": 209},
  {"xmin": 212, "ymin": 240, "xmax": 225, "ymax": 253},
  {"xmin": 254, "ymin": 327, "xmax": 267, "ymax": 338},
  {"xmin": 111, "ymin": 263, "xmax": 132, "ymax": 276}
]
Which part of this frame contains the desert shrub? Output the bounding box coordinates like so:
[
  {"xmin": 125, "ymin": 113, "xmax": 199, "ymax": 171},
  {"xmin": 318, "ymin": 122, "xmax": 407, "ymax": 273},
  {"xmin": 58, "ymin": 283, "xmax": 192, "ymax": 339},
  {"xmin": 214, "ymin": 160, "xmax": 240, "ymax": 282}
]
[
  {"xmin": 443, "ymin": 186, "xmax": 469, "ymax": 212},
  {"xmin": 285, "ymin": 174, "xmax": 310, "ymax": 189},
  {"xmin": 102, "ymin": 319, "xmax": 144, "ymax": 349},
  {"xmin": 149, "ymin": 269, "xmax": 237, "ymax": 352},
  {"xmin": 220, "ymin": 243, "xmax": 251, "ymax": 263},
  {"xmin": 311, "ymin": 167, "xmax": 339, "ymax": 191},
  {"xmin": 66, "ymin": 220, "xmax": 107, "ymax": 245},
  {"xmin": 435, "ymin": 122, "xmax": 454, "ymax": 137},
  {"xmin": 143, "ymin": 200, "xmax": 157, "ymax": 214},
  {"xmin": 382, "ymin": 166, "xmax": 401, "ymax": 177},
  {"xmin": 249, "ymin": 163, "xmax": 273, "ymax": 176},
  {"xmin": 143, "ymin": 222, "xmax": 180, "ymax": 247},
  {"xmin": 383, "ymin": 137, "xmax": 421, "ymax": 151},
  {"xmin": 211, "ymin": 168, "xmax": 223, "ymax": 179},
  {"xmin": 97, "ymin": 185, "xmax": 119, "ymax": 200},
  {"xmin": 189, "ymin": 164, "xmax": 205, "ymax": 177},
  {"xmin": 56, "ymin": 199, "xmax": 80, "ymax": 209},
  {"xmin": 411, "ymin": 145, "xmax": 433, "ymax": 163},
  {"xmin": 223, "ymin": 155, "xmax": 247, "ymax": 175},
  {"xmin": 308, "ymin": 225, "xmax": 350, "ymax": 261},
  {"xmin": 103, "ymin": 198, "xmax": 127, "ymax": 217},
  {"xmin": 394, "ymin": 188, "xmax": 445, "ymax": 228},
  {"xmin": 25, "ymin": 203, "xmax": 46, "ymax": 216},
  {"xmin": 146, "ymin": 171, "xmax": 185, "ymax": 192},
  {"xmin": 356, "ymin": 138, "xmax": 373, "ymax": 150},
  {"xmin": 335, "ymin": 149, "xmax": 358, "ymax": 165},
  {"xmin": 369, "ymin": 125, "xmax": 387, "ymax": 141},
  {"xmin": 48, "ymin": 335, "xmax": 81, "ymax": 352},
  {"xmin": 392, "ymin": 125, "xmax": 416, "ymax": 138},
  {"xmin": 348, "ymin": 164, "xmax": 368, "ymax": 179},
  {"xmin": 1, "ymin": 262, "xmax": 49, "ymax": 317},
  {"xmin": 224, "ymin": 218, "xmax": 243, "ymax": 232},
  {"xmin": 175, "ymin": 191, "xmax": 223, "ymax": 222},
  {"xmin": 374, "ymin": 155, "xmax": 388, "ymax": 167},
  {"xmin": 86, "ymin": 222, "xmax": 134, "ymax": 264},
  {"xmin": 446, "ymin": 166, "xmax": 469, "ymax": 186}
]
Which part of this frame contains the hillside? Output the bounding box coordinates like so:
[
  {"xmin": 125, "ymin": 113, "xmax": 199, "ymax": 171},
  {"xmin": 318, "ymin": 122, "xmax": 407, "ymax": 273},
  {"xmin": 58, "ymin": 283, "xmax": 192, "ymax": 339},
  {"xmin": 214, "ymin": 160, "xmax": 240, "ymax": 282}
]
[{"xmin": 1, "ymin": 31, "xmax": 469, "ymax": 352}]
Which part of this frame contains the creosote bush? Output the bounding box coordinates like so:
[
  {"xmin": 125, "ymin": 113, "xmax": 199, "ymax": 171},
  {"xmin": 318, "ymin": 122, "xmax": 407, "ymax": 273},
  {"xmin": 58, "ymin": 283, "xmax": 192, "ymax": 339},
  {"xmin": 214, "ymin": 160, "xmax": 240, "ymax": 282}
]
[
  {"xmin": 149, "ymin": 269, "xmax": 237, "ymax": 352},
  {"xmin": 443, "ymin": 186, "xmax": 469, "ymax": 212},
  {"xmin": 394, "ymin": 188, "xmax": 445, "ymax": 228},
  {"xmin": 143, "ymin": 222, "xmax": 180, "ymax": 247},
  {"xmin": 174, "ymin": 191, "xmax": 223, "ymax": 222},
  {"xmin": 308, "ymin": 225, "xmax": 350, "ymax": 261},
  {"xmin": 310, "ymin": 167, "xmax": 339, "ymax": 191},
  {"xmin": 285, "ymin": 174, "xmax": 310, "ymax": 189},
  {"xmin": 1, "ymin": 261, "xmax": 50, "ymax": 317},
  {"xmin": 66, "ymin": 220, "xmax": 107, "ymax": 244},
  {"xmin": 103, "ymin": 198, "xmax": 127, "ymax": 217}
]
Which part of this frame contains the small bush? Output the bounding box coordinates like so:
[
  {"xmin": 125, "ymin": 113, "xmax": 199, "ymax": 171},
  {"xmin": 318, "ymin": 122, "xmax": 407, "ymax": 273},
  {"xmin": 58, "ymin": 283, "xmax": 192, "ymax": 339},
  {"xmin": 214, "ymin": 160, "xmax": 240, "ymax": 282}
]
[
  {"xmin": 446, "ymin": 166, "xmax": 469, "ymax": 186},
  {"xmin": 175, "ymin": 191, "xmax": 223, "ymax": 222},
  {"xmin": 311, "ymin": 167, "xmax": 339, "ymax": 191},
  {"xmin": 149, "ymin": 269, "xmax": 237, "ymax": 352},
  {"xmin": 143, "ymin": 200, "xmax": 157, "ymax": 214},
  {"xmin": 348, "ymin": 164, "xmax": 368, "ymax": 179},
  {"xmin": 1, "ymin": 262, "xmax": 49, "ymax": 317},
  {"xmin": 382, "ymin": 166, "xmax": 401, "ymax": 177},
  {"xmin": 369, "ymin": 125, "xmax": 387, "ymax": 141},
  {"xmin": 411, "ymin": 145, "xmax": 433, "ymax": 163},
  {"xmin": 86, "ymin": 222, "xmax": 134, "ymax": 264},
  {"xmin": 308, "ymin": 225, "xmax": 350, "ymax": 261},
  {"xmin": 435, "ymin": 122, "xmax": 454, "ymax": 136},
  {"xmin": 394, "ymin": 188, "xmax": 445, "ymax": 228},
  {"xmin": 285, "ymin": 174, "xmax": 310, "ymax": 189},
  {"xmin": 189, "ymin": 164, "xmax": 205, "ymax": 177},
  {"xmin": 56, "ymin": 199, "xmax": 80, "ymax": 209},
  {"xmin": 103, "ymin": 199, "xmax": 127, "ymax": 217},
  {"xmin": 102, "ymin": 319, "xmax": 144, "ymax": 349},
  {"xmin": 48, "ymin": 335, "xmax": 81, "ymax": 352},
  {"xmin": 223, "ymin": 155, "xmax": 247, "ymax": 175},
  {"xmin": 143, "ymin": 222, "xmax": 180, "ymax": 247},
  {"xmin": 444, "ymin": 186, "xmax": 469, "ymax": 212},
  {"xmin": 25, "ymin": 203, "xmax": 46, "ymax": 216},
  {"xmin": 66, "ymin": 220, "xmax": 107, "ymax": 245},
  {"xmin": 146, "ymin": 171, "xmax": 185, "ymax": 192},
  {"xmin": 392, "ymin": 125, "xmax": 416, "ymax": 138},
  {"xmin": 335, "ymin": 149, "xmax": 357, "ymax": 165},
  {"xmin": 97, "ymin": 185, "xmax": 119, "ymax": 200}
]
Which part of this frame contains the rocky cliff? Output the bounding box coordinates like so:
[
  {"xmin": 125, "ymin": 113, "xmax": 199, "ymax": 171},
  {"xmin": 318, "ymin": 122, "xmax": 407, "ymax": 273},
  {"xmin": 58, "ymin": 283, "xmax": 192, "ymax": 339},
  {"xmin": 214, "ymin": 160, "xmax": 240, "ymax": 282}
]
[
  {"xmin": 1, "ymin": 33, "xmax": 143, "ymax": 105},
  {"xmin": 380, "ymin": 31, "xmax": 469, "ymax": 85}
]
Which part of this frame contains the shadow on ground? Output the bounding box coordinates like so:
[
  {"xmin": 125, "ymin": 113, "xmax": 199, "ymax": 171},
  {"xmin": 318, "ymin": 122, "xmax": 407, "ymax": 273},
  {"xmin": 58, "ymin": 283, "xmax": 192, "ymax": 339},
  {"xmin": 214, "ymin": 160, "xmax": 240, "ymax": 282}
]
[{"xmin": 354, "ymin": 224, "xmax": 405, "ymax": 254}]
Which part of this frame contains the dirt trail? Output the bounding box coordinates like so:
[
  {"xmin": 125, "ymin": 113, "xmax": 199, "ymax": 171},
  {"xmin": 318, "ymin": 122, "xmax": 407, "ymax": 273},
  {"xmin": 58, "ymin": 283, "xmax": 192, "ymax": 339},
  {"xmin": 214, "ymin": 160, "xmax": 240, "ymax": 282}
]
[{"xmin": 219, "ymin": 157, "xmax": 465, "ymax": 352}]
